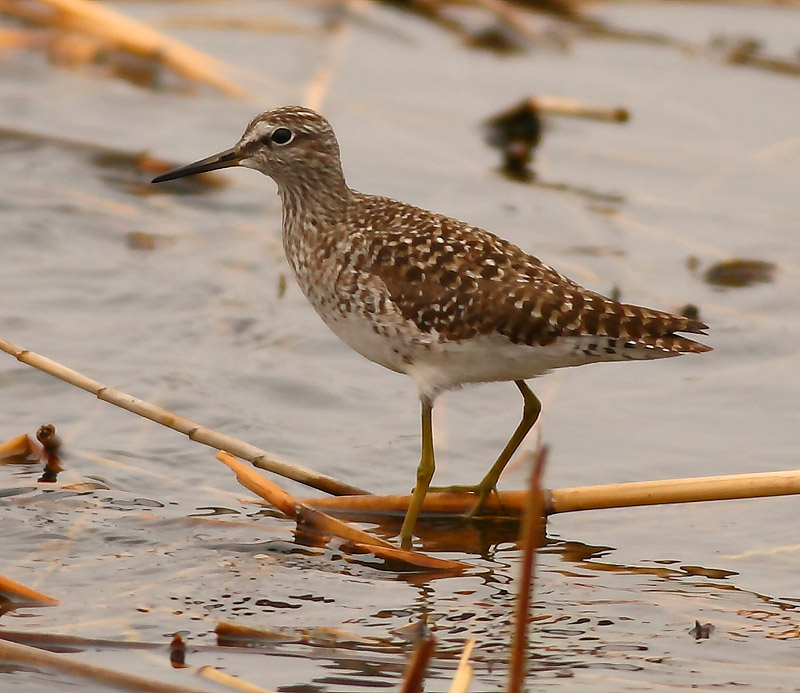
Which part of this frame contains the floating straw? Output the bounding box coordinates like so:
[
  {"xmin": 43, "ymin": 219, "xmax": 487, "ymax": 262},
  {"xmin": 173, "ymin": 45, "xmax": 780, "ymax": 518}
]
[
  {"xmin": 6, "ymin": 0, "xmax": 248, "ymax": 97},
  {"xmin": 0, "ymin": 638, "xmax": 207, "ymax": 693},
  {"xmin": 0, "ymin": 337, "xmax": 366, "ymax": 497},
  {"xmin": 0, "ymin": 574, "xmax": 59, "ymax": 606},
  {"xmin": 547, "ymin": 471, "xmax": 800, "ymax": 512},
  {"xmin": 217, "ymin": 451, "xmax": 466, "ymax": 572},
  {"xmin": 300, "ymin": 469, "xmax": 800, "ymax": 517}
]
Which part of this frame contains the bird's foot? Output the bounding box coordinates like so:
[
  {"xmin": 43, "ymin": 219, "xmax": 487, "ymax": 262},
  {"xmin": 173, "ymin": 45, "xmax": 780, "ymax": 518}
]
[{"xmin": 465, "ymin": 481, "xmax": 504, "ymax": 518}]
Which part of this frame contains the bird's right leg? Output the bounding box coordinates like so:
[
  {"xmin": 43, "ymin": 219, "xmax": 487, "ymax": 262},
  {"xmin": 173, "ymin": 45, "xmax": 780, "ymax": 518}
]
[{"xmin": 399, "ymin": 397, "xmax": 435, "ymax": 551}]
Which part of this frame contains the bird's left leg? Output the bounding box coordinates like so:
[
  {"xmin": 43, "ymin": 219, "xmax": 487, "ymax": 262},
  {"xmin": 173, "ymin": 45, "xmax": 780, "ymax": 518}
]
[{"xmin": 466, "ymin": 380, "xmax": 541, "ymax": 516}]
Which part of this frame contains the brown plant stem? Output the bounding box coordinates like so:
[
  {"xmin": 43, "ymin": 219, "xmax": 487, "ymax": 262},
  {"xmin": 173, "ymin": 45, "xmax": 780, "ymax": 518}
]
[{"xmin": 508, "ymin": 447, "xmax": 547, "ymax": 693}]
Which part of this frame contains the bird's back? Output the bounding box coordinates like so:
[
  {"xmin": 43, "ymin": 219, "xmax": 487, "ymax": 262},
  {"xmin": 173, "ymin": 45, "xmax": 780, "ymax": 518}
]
[{"xmin": 346, "ymin": 192, "xmax": 710, "ymax": 366}]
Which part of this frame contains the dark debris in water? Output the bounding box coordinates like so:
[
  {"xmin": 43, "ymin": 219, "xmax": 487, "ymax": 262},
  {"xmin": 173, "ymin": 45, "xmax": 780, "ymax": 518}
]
[
  {"xmin": 680, "ymin": 304, "xmax": 701, "ymax": 322},
  {"xmin": 512, "ymin": 0, "xmax": 580, "ymax": 19},
  {"xmin": 680, "ymin": 565, "xmax": 738, "ymax": 580},
  {"xmin": 689, "ymin": 620, "xmax": 715, "ymax": 640},
  {"xmin": 125, "ymin": 231, "xmax": 175, "ymax": 251},
  {"xmin": 536, "ymin": 179, "xmax": 624, "ymax": 206},
  {"xmin": 564, "ymin": 245, "xmax": 625, "ymax": 258},
  {"xmin": 36, "ymin": 423, "xmax": 63, "ymax": 483},
  {"xmin": 483, "ymin": 97, "xmax": 628, "ymax": 203},
  {"xmin": 484, "ymin": 100, "xmax": 543, "ymax": 182},
  {"xmin": 703, "ymin": 259, "xmax": 776, "ymax": 288},
  {"xmin": 169, "ymin": 632, "xmax": 188, "ymax": 668},
  {"xmin": 710, "ymin": 35, "xmax": 800, "ymax": 78},
  {"xmin": 47, "ymin": 33, "xmax": 174, "ymax": 91},
  {"xmin": 463, "ymin": 24, "xmax": 528, "ymax": 55},
  {"xmin": 378, "ymin": 0, "xmax": 581, "ymax": 54}
]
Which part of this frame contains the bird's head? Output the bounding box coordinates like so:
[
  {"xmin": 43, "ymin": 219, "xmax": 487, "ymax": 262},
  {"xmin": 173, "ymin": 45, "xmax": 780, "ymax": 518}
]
[{"xmin": 152, "ymin": 106, "xmax": 345, "ymax": 196}]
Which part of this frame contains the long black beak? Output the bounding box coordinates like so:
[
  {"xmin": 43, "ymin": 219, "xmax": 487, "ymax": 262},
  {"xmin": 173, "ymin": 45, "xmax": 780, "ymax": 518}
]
[{"xmin": 151, "ymin": 147, "xmax": 242, "ymax": 183}]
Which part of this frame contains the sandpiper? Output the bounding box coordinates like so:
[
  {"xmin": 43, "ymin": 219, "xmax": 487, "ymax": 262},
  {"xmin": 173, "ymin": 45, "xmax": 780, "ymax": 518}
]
[{"xmin": 153, "ymin": 106, "xmax": 710, "ymax": 550}]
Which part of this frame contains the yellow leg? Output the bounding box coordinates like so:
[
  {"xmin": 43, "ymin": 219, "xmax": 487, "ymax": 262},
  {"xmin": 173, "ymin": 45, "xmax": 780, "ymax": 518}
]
[
  {"xmin": 467, "ymin": 380, "xmax": 541, "ymax": 516},
  {"xmin": 399, "ymin": 398, "xmax": 435, "ymax": 550}
]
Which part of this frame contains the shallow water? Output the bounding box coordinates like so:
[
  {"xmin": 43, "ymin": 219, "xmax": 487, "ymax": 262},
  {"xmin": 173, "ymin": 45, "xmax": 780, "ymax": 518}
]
[{"xmin": 1, "ymin": 1, "xmax": 799, "ymax": 690}]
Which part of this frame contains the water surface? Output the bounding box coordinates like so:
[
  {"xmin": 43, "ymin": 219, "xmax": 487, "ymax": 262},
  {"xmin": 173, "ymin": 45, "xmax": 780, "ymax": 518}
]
[{"xmin": 1, "ymin": 1, "xmax": 799, "ymax": 690}]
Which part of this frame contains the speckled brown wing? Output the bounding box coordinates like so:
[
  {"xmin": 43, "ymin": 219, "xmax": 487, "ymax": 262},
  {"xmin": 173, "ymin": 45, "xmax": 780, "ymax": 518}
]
[{"xmin": 357, "ymin": 195, "xmax": 710, "ymax": 357}]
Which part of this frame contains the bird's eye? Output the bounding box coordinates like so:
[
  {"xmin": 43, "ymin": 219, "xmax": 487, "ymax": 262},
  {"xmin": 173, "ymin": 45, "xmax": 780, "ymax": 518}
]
[{"xmin": 270, "ymin": 127, "xmax": 293, "ymax": 145}]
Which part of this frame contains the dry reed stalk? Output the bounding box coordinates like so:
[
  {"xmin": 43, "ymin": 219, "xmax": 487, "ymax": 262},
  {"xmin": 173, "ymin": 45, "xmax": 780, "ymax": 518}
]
[
  {"xmin": 303, "ymin": 0, "xmax": 355, "ymax": 111},
  {"xmin": 466, "ymin": 0, "xmax": 548, "ymax": 39},
  {"xmin": 197, "ymin": 666, "xmax": 276, "ymax": 693},
  {"xmin": 298, "ymin": 489, "xmax": 524, "ymax": 515},
  {"xmin": 0, "ymin": 0, "xmax": 247, "ymax": 96},
  {"xmin": 508, "ymin": 448, "xmax": 547, "ymax": 693},
  {"xmin": 0, "ymin": 638, "xmax": 208, "ymax": 692},
  {"xmin": 548, "ymin": 469, "xmax": 800, "ymax": 513},
  {"xmin": 0, "ymin": 631, "xmax": 158, "ymax": 649},
  {"xmin": 0, "ymin": 574, "xmax": 59, "ymax": 606},
  {"xmin": 0, "ymin": 336, "xmax": 366, "ymax": 497},
  {"xmin": 0, "ymin": 433, "xmax": 38, "ymax": 459},
  {"xmin": 531, "ymin": 95, "xmax": 629, "ymax": 122},
  {"xmin": 399, "ymin": 635, "xmax": 436, "ymax": 693},
  {"xmin": 214, "ymin": 622, "xmax": 295, "ymax": 646},
  {"xmin": 215, "ymin": 622, "xmax": 377, "ymax": 648},
  {"xmin": 448, "ymin": 639, "xmax": 475, "ymax": 693},
  {"xmin": 216, "ymin": 452, "xmax": 467, "ymax": 572},
  {"xmin": 0, "ymin": 26, "xmax": 47, "ymax": 49},
  {"xmin": 347, "ymin": 541, "xmax": 464, "ymax": 571},
  {"xmin": 299, "ymin": 469, "xmax": 800, "ymax": 517}
]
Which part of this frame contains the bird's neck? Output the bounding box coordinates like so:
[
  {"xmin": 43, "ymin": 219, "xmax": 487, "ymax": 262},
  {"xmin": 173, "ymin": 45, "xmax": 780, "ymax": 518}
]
[
  {"xmin": 277, "ymin": 162, "xmax": 350, "ymax": 231},
  {"xmin": 278, "ymin": 175, "xmax": 352, "ymax": 282},
  {"xmin": 279, "ymin": 184, "xmax": 349, "ymax": 230}
]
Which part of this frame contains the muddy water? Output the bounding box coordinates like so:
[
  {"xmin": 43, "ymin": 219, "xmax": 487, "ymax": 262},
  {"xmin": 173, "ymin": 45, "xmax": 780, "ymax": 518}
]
[{"xmin": 1, "ymin": 1, "xmax": 799, "ymax": 691}]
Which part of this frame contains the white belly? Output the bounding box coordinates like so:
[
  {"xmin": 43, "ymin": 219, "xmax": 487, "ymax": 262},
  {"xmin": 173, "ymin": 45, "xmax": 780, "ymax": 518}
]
[
  {"xmin": 315, "ymin": 304, "xmax": 677, "ymax": 403},
  {"xmin": 405, "ymin": 333, "xmax": 580, "ymax": 399},
  {"xmin": 320, "ymin": 309, "xmax": 416, "ymax": 375},
  {"xmin": 312, "ymin": 303, "xmax": 607, "ymax": 401}
]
